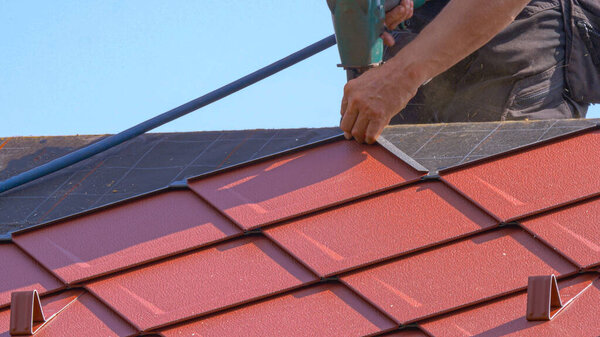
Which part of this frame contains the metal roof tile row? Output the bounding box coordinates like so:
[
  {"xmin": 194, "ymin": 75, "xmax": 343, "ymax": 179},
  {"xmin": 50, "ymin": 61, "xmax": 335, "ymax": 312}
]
[
  {"xmin": 520, "ymin": 196, "xmax": 600, "ymax": 269},
  {"xmin": 85, "ymin": 235, "xmax": 318, "ymax": 331},
  {"xmin": 188, "ymin": 141, "xmax": 423, "ymax": 230},
  {"xmin": 0, "ymin": 244, "xmax": 63, "ymax": 309},
  {"xmin": 160, "ymin": 283, "xmax": 397, "ymax": 337},
  {"xmin": 265, "ymin": 181, "xmax": 498, "ymax": 277},
  {"xmin": 12, "ymin": 190, "xmax": 242, "ymax": 284},
  {"xmin": 442, "ymin": 129, "xmax": 600, "ymax": 222},
  {"xmin": 2, "ymin": 125, "xmax": 600, "ymax": 336},
  {"xmin": 421, "ymin": 273, "xmax": 600, "ymax": 336}
]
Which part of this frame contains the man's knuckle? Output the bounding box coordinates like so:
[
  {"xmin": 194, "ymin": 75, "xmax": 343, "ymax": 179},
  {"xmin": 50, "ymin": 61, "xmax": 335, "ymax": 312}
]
[{"xmin": 365, "ymin": 110, "xmax": 383, "ymax": 120}]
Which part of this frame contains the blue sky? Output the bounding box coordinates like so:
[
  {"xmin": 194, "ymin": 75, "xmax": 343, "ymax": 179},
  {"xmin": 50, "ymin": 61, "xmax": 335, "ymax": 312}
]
[{"xmin": 1, "ymin": 1, "xmax": 598, "ymax": 137}]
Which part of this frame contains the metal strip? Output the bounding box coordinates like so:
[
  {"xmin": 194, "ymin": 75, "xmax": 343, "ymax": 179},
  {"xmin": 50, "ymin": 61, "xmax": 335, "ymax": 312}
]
[{"xmin": 377, "ymin": 136, "xmax": 429, "ymax": 172}]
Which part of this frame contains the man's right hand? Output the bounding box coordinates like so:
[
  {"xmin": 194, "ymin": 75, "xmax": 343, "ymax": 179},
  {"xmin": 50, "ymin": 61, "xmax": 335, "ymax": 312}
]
[{"xmin": 381, "ymin": 0, "xmax": 414, "ymax": 47}]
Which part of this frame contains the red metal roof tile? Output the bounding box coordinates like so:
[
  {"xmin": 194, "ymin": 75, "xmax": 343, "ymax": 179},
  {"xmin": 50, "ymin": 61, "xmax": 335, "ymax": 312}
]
[
  {"xmin": 381, "ymin": 330, "xmax": 430, "ymax": 337},
  {"xmin": 521, "ymin": 196, "xmax": 600, "ymax": 268},
  {"xmin": 160, "ymin": 283, "xmax": 396, "ymax": 337},
  {"xmin": 1, "ymin": 290, "xmax": 136, "ymax": 337},
  {"xmin": 86, "ymin": 236, "xmax": 318, "ymax": 331},
  {"xmin": 266, "ymin": 181, "xmax": 497, "ymax": 276},
  {"xmin": 13, "ymin": 190, "xmax": 241, "ymax": 284},
  {"xmin": 421, "ymin": 274, "xmax": 600, "ymax": 336},
  {"xmin": 188, "ymin": 141, "xmax": 421, "ymax": 230},
  {"xmin": 442, "ymin": 130, "xmax": 600, "ymax": 221},
  {"xmin": 0, "ymin": 244, "xmax": 63, "ymax": 309},
  {"xmin": 341, "ymin": 228, "xmax": 577, "ymax": 324}
]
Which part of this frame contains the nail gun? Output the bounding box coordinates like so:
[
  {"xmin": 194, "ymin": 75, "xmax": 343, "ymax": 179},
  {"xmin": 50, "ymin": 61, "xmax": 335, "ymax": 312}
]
[{"xmin": 326, "ymin": 0, "xmax": 426, "ymax": 80}]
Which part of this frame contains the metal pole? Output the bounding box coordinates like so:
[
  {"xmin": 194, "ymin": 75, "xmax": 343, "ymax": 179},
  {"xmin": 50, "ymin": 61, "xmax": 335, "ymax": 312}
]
[{"xmin": 0, "ymin": 35, "xmax": 337, "ymax": 194}]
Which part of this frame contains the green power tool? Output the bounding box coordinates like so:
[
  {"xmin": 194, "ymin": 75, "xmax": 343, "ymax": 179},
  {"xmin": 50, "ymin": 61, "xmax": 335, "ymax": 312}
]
[{"xmin": 327, "ymin": 0, "xmax": 426, "ymax": 80}]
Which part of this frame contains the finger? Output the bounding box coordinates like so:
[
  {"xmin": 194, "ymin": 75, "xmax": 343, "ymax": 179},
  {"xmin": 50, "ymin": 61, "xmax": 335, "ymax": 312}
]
[
  {"xmin": 340, "ymin": 101, "xmax": 359, "ymax": 140},
  {"xmin": 364, "ymin": 118, "xmax": 388, "ymax": 144},
  {"xmin": 350, "ymin": 113, "xmax": 370, "ymax": 144},
  {"xmin": 385, "ymin": 5, "xmax": 406, "ymax": 30},
  {"xmin": 381, "ymin": 31, "xmax": 395, "ymax": 47},
  {"xmin": 340, "ymin": 96, "xmax": 348, "ymax": 116}
]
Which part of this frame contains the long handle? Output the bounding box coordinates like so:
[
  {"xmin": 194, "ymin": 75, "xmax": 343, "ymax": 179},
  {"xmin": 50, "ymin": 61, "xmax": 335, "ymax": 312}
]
[{"xmin": 0, "ymin": 35, "xmax": 337, "ymax": 194}]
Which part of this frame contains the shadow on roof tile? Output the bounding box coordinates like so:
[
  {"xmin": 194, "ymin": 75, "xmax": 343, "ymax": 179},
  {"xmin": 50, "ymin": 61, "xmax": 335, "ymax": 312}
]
[
  {"xmin": 266, "ymin": 181, "xmax": 497, "ymax": 277},
  {"xmin": 520, "ymin": 195, "xmax": 600, "ymax": 269},
  {"xmin": 421, "ymin": 273, "xmax": 600, "ymax": 337},
  {"xmin": 189, "ymin": 140, "xmax": 421, "ymax": 230},
  {"xmin": 0, "ymin": 243, "xmax": 64, "ymax": 309},
  {"xmin": 85, "ymin": 235, "xmax": 318, "ymax": 331},
  {"xmin": 341, "ymin": 228, "xmax": 577, "ymax": 324},
  {"xmin": 14, "ymin": 190, "xmax": 241, "ymax": 284},
  {"xmin": 442, "ymin": 129, "xmax": 600, "ymax": 221},
  {"xmin": 0, "ymin": 290, "xmax": 137, "ymax": 337},
  {"xmin": 160, "ymin": 283, "xmax": 396, "ymax": 337}
]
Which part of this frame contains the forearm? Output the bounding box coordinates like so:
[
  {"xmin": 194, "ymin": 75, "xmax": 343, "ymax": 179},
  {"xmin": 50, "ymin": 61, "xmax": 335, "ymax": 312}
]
[{"xmin": 386, "ymin": 0, "xmax": 531, "ymax": 85}]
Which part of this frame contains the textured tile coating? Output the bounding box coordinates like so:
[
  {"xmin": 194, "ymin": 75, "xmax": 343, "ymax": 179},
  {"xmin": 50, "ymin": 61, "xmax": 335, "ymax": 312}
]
[
  {"xmin": 161, "ymin": 284, "xmax": 396, "ymax": 337},
  {"xmin": 189, "ymin": 141, "xmax": 421, "ymax": 229},
  {"xmin": 86, "ymin": 236, "xmax": 317, "ymax": 330},
  {"xmin": 0, "ymin": 244, "xmax": 63, "ymax": 309},
  {"xmin": 342, "ymin": 228, "xmax": 577, "ymax": 324},
  {"xmin": 422, "ymin": 274, "xmax": 600, "ymax": 337},
  {"xmin": 14, "ymin": 190, "xmax": 241, "ymax": 283},
  {"xmin": 521, "ymin": 197, "xmax": 600, "ymax": 268},
  {"xmin": 0, "ymin": 290, "xmax": 136, "ymax": 337},
  {"xmin": 266, "ymin": 181, "xmax": 497, "ymax": 276},
  {"xmin": 443, "ymin": 130, "xmax": 600, "ymax": 221}
]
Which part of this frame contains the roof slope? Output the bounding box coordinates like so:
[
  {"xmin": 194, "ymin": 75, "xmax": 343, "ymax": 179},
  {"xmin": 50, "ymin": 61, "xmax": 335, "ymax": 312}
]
[
  {"xmin": 1, "ymin": 121, "xmax": 600, "ymax": 336},
  {"xmin": 0, "ymin": 128, "xmax": 340, "ymax": 234},
  {"xmin": 3, "ymin": 120, "xmax": 598, "ymax": 235}
]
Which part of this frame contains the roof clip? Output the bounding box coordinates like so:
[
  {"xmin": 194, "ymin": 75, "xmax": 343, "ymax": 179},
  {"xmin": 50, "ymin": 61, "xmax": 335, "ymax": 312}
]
[
  {"xmin": 526, "ymin": 274, "xmax": 564, "ymax": 321},
  {"xmin": 10, "ymin": 290, "xmax": 46, "ymax": 336}
]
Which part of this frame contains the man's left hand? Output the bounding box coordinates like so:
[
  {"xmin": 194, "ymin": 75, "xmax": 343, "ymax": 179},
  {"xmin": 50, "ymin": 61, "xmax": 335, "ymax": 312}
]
[
  {"xmin": 340, "ymin": 61, "xmax": 420, "ymax": 144},
  {"xmin": 340, "ymin": 0, "xmax": 416, "ymax": 144}
]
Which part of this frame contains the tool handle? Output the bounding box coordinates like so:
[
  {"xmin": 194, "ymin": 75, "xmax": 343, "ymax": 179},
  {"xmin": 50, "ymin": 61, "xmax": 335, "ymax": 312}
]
[{"xmin": 384, "ymin": 0, "xmax": 426, "ymax": 12}]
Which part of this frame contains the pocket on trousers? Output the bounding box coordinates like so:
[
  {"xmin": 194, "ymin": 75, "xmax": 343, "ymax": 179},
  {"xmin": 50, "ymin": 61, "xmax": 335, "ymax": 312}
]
[
  {"xmin": 563, "ymin": 0, "xmax": 600, "ymax": 103},
  {"xmin": 506, "ymin": 65, "xmax": 565, "ymax": 115}
]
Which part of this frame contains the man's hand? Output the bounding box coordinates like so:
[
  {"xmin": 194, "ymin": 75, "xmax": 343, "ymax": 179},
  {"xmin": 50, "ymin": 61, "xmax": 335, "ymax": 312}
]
[
  {"xmin": 340, "ymin": 62, "xmax": 421, "ymax": 144},
  {"xmin": 381, "ymin": 0, "xmax": 414, "ymax": 47},
  {"xmin": 340, "ymin": 0, "xmax": 416, "ymax": 144}
]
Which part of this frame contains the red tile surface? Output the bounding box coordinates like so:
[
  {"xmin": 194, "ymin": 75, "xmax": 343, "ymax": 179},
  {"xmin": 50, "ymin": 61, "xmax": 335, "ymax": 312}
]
[
  {"xmin": 266, "ymin": 181, "xmax": 497, "ymax": 276},
  {"xmin": 0, "ymin": 290, "xmax": 136, "ymax": 337},
  {"xmin": 189, "ymin": 141, "xmax": 420, "ymax": 230},
  {"xmin": 161, "ymin": 283, "xmax": 396, "ymax": 337},
  {"xmin": 521, "ymin": 197, "xmax": 600, "ymax": 268},
  {"xmin": 13, "ymin": 190, "xmax": 241, "ymax": 284},
  {"xmin": 86, "ymin": 236, "xmax": 317, "ymax": 330},
  {"xmin": 381, "ymin": 330, "xmax": 430, "ymax": 337},
  {"xmin": 442, "ymin": 130, "xmax": 600, "ymax": 221},
  {"xmin": 0, "ymin": 244, "xmax": 63, "ymax": 309},
  {"xmin": 421, "ymin": 274, "xmax": 600, "ymax": 336},
  {"xmin": 342, "ymin": 228, "xmax": 576, "ymax": 324}
]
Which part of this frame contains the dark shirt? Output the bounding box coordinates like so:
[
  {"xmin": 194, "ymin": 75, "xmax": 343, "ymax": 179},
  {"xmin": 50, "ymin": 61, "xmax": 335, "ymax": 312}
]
[{"xmin": 386, "ymin": 0, "xmax": 589, "ymax": 124}]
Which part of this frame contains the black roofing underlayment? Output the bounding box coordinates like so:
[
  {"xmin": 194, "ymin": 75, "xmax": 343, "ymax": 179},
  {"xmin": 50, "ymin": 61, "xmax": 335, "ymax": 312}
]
[
  {"xmin": 379, "ymin": 118, "xmax": 600, "ymax": 171},
  {"xmin": 0, "ymin": 128, "xmax": 340, "ymax": 235},
  {"xmin": 1, "ymin": 119, "xmax": 598, "ymax": 235}
]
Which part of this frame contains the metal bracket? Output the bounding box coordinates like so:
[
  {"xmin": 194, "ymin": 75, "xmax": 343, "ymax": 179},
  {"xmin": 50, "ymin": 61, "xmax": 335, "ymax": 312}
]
[
  {"xmin": 526, "ymin": 274, "xmax": 588, "ymax": 321},
  {"xmin": 168, "ymin": 180, "xmax": 188, "ymax": 189},
  {"xmin": 10, "ymin": 290, "xmax": 46, "ymax": 335},
  {"xmin": 0, "ymin": 233, "xmax": 11, "ymax": 242},
  {"xmin": 421, "ymin": 171, "xmax": 440, "ymax": 181}
]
